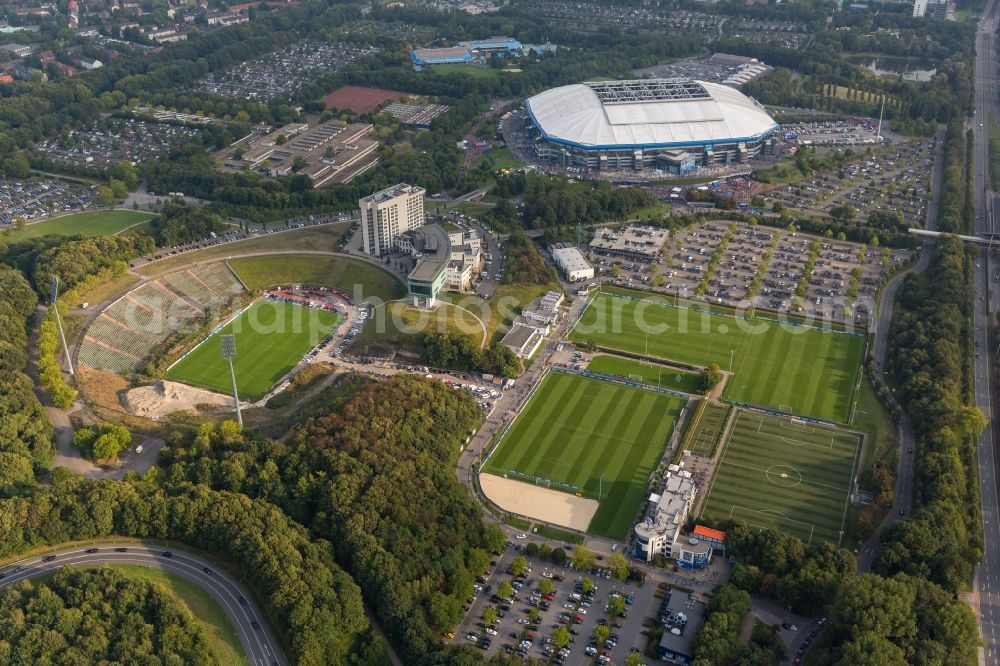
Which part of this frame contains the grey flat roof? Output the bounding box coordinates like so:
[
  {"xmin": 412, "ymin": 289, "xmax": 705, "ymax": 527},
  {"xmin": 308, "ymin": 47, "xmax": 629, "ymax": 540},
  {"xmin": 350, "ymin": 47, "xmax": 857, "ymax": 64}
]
[
  {"xmin": 501, "ymin": 324, "xmax": 538, "ymax": 349},
  {"xmin": 658, "ymin": 593, "xmax": 705, "ymax": 659},
  {"xmin": 408, "ymin": 223, "xmax": 450, "ymax": 283}
]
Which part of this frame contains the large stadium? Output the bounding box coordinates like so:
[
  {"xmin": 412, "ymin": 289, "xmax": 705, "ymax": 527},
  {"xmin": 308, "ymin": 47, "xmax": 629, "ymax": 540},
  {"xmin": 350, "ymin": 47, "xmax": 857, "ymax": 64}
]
[{"xmin": 524, "ymin": 78, "xmax": 778, "ymax": 173}]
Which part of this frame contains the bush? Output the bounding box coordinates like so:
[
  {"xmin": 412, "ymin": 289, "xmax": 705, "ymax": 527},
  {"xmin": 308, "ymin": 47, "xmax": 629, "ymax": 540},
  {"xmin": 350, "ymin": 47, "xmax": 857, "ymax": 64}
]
[{"xmin": 71, "ymin": 423, "xmax": 132, "ymax": 461}]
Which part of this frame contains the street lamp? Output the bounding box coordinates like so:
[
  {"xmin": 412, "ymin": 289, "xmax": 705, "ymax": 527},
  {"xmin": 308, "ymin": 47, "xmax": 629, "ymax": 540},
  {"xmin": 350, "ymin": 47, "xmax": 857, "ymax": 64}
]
[
  {"xmin": 50, "ymin": 277, "xmax": 74, "ymax": 376},
  {"xmin": 220, "ymin": 334, "xmax": 242, "ymax": 428}
]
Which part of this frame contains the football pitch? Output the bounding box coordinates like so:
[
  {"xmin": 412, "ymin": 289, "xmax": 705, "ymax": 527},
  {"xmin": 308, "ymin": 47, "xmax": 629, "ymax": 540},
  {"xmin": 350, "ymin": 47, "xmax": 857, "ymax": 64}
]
[
  {"xmin": 482, "ymin": 372, "xmax": 686, "ymax": 539},
  {"xmin": 165, "ymin": 300, "xmax": 340, "ymax": 399},
  {"xmin": 570, "ymin": 292, "xmax": 865, "ymax": 423},
  {"xmin": 700, "ymin": 411, "xmax": 861, "ymax": 544}
]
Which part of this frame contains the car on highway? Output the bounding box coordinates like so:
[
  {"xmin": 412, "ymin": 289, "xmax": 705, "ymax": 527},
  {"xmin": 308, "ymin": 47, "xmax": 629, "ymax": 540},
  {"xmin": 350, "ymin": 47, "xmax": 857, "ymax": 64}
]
[
  {"xmin": 159, "ymin": 551, "xmax": 173, "ymax": 558},
  {"xmin": 114, "ymin": 547, "xmax": 127, "ymax": 552},
  {"xmin": 251, "ymin": 620, "xmax": 261, "ymax": 631},
  {"xmin": 41, "ymin": 555, "xmax": 57, "ymax": 562},
  {"xmin": 85, "ymin": 548, "xmax": 99, "ymax": 553}
]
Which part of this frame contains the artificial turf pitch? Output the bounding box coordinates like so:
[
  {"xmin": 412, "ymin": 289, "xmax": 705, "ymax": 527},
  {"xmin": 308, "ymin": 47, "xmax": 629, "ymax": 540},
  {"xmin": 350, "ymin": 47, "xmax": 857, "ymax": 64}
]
[
  {"xmin": 482, "ymin": 371, "xmax": 686, "ymax": 539},
  {"xmin": 700, "ymin": 411, "xmax": 861, "ymax": 544},
  {"xmin": 570, "ymin": 292, "xmax": 865, "ymax": 423},
  {"xmin": 684, "ymin": 402, "xmax": 730, "ymax": 457},
  {"xmin": 165, "ymin": 300, "xmax": 340, "ymax": 399}
]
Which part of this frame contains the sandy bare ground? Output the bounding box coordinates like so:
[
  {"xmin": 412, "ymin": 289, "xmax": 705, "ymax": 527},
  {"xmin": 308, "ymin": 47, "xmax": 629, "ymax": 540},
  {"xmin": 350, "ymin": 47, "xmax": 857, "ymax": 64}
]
[
  {"xmin": 480, "ymin": 473, "xmax": 599, "ymax": 532},
  {"xmin": 122, "ymin": 380, "xmax": 235, "ymax": 419}
]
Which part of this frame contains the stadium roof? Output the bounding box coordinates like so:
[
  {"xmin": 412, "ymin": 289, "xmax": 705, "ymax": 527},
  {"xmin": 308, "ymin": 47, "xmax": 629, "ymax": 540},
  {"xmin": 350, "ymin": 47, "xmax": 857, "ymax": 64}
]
[{"xmin": 525, "ymin": 79, "xmax": 777, "ymax": 150}]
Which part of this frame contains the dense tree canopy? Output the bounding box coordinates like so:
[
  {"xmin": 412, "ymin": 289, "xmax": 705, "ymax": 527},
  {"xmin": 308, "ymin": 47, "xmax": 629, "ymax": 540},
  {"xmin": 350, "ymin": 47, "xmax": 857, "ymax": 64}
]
[{"xmin": 0, "ymin": 567, "xmax": 219, "ymax": 666}]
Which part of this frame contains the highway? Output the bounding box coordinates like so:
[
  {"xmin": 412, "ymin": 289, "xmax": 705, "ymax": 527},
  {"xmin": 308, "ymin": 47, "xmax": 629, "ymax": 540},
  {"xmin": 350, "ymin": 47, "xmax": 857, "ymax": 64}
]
[
  {"xmin": 0, "ymin": 542, "xmax": 285, "ymax": 666},
  {"xmin": 974, "ymin": 0, "xmax": 1000, "ymax": 663}
]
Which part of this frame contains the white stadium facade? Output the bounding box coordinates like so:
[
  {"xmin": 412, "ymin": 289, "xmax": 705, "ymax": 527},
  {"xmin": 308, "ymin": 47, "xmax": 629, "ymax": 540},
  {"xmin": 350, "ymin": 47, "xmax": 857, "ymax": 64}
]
[{"xmin": 524, "ymin": 78, "xmax": 779, "ymax": 174}]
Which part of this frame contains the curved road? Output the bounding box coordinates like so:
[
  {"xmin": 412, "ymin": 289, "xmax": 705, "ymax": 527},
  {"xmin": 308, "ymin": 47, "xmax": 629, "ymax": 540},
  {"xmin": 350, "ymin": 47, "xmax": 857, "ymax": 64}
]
[{"xmin": 0, "ymin": 542, "xmax": 285, "ymax": 666}]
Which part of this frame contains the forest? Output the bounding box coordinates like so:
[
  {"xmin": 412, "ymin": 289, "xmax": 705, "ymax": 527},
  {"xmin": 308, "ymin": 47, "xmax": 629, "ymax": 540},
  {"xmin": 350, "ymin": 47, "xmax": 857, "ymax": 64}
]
[
  {"xmin": 0, "ymin": 567, "xmax": 219, "ymax": 665},
  {"xmin": 881, "ymin": 236, "xmax": 985, "ymax": 594},
  {"xmin": 0, "ymin": 472, "xmax": 383, "ymax": 666},
  {"xmin": 158, "ymin": 376, "xmax": 508, "ymax": 662}
]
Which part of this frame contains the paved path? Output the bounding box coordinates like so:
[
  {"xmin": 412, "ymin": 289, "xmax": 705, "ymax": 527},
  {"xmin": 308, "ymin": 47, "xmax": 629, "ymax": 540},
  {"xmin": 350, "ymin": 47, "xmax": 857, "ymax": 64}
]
[
  {"xmin": 0, "ymin": 541, "xmax": 285, "ymax": 666},
  {"xmin": 855, "ymin": 124, "xmax": 945, "ymax": 572}
]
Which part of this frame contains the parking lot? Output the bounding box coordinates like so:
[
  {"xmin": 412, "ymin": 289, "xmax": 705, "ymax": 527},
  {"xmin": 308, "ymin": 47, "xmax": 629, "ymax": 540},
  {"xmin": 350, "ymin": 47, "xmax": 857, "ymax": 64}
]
[
  {"xmin": 450, "ymin": 541, "xmax": 664, "ymax": 664},
  {"xmin": 764, "ymin": 138, "xmax": 934, "ymax": 227},
  {"xmin": 196, "ymin": 39, "xmax": 378, "ymax": 102},
  {"xmin": 594, "ymin": 220, "xmax": 912, "ymax": 327},
  {"xmin": 33, "ymin": 118, "xmax": 202, "ymax": 170},
  {"xmin": 0, "ymin": 178, "xmax": 96, "ymax": 227}
]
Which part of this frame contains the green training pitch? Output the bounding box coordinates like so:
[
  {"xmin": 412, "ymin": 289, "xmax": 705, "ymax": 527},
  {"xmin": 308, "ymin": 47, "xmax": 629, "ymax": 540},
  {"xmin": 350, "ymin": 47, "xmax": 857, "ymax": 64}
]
[
  {"xmin": 683, "ymin": 401, "xmax": 730, "ymax": 457},
  {"xmin": 482, "ymin": 371, "xmax": 686, "ymax": 539},
  {"xmin": 700, "ymin": 410, "xmax": 861, "ymax": 544},
  {"xmin": 6, "ymin": 210, "xmax": 154, "ymax": 240},
  {"xmin": 570, "ymin": 292, "xmax": 864, "ymax": 423},
  {"xmin": 165, "ymin": 300, "xmax": 340, "ymax": 400},
  {"xmin": 586, "ymin": 354, "xmax": 701, "ymax": 394}
]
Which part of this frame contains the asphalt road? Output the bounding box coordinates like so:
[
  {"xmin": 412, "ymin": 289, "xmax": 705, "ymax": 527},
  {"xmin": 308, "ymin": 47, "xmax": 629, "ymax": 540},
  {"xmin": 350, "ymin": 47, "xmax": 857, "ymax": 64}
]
[
  {"xmin": 0, "ymin": 542, "xmax": 285, "ymax": 666},
  {"xmin": 974, "ymin": 1, "xmax": 1000, "ymax": 663},
  {"xmin": 854, "ymin": 126, "xmax": 944, "ymax": 572}
]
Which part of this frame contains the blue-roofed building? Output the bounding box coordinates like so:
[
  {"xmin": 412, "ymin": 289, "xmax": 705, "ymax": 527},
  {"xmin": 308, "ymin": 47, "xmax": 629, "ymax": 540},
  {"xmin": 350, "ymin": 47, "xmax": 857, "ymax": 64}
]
[
  {"xmin": 411, "ymin": 46, "xmax": 475, "ymax": 66},
  {"xmin": 468, "ymin": 36, "xmax": 522, "ymax": 53}
]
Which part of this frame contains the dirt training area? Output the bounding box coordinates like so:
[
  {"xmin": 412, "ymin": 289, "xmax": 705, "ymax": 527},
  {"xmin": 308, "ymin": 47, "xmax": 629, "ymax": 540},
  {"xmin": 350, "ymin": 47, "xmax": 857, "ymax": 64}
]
[
  {"xmin": 480, "ymin": 473, "xmax": 599, "ymax": 532},
  {"xmin": 324, "ymin": 85, "xmax": 405, "ymax": 114}
]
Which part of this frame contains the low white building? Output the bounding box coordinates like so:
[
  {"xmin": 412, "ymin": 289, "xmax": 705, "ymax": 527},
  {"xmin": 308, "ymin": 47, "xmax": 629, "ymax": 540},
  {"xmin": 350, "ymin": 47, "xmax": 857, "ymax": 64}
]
[
  {"xmin": 501, "ymin": 324, "xmax": 544, "ymax": 358},
  {"xmin": 550, "ymin": 245, "xmax": 594, "ymax": 281}
]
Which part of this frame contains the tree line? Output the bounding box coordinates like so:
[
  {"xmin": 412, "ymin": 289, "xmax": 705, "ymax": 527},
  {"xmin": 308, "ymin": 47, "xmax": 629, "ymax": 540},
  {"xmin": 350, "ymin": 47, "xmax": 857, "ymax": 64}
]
[
  {"xmin": 496, "ymin": 173, "xmax": 657, "ymax": 229},
  {"xmin": 880, "ymin": 235, "xmax": 985, "ymax": 594},
  {"xmin": 0, "ymin": 265, "xmax": 52, "ymax": 495},
  {"xmin": 421, "ymin": 331, "xmax": 523, "ymax": 378}
]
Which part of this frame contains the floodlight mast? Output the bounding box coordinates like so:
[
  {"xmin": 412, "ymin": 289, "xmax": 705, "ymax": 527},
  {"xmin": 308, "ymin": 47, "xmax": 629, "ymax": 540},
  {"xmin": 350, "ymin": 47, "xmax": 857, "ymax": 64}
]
[
  {"xmin": 50, "ymin": 277, "xmax": 74, "ymax": 376},
  {"xmin": 220, "ymin": 334, "xmax": 242, "ymax": 428}
]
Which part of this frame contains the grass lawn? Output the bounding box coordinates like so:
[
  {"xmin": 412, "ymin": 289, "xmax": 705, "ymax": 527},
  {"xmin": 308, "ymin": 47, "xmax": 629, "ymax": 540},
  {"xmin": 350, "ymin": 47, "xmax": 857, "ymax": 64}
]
[
  {"xmin": 431, "ymin": 63, "xmax": 502, "ymax": 78},
  {"xmin": 586, "ymin": 354, "xmax": 701, "ymax": 394},
  {"xmin": 228, "ymin": 254, "xmax": 404, "ymax": 302},
  {"xmin": 137, "ymin": 223, "xmax": 350, "ymax": 276},
  {"xmin": 473, "ymin": 147, "xmax": 525, "ymax": 172},
  {"xmin": 534, "ymin": 524, "xmax": 585, "ymax": 545},
  {"xmin": 5, "ymin": 210, "xmax": 154, "ymax": 241},
  {"xmin": 166, "ymin": 300, "xmax": 340, "ymax": 399},
  {"xmin": 684, "ymin": 401, "xmax": 731, "ymax": 457},
  {"xmin": 570, "ymin": 292, "xmax": 865, "ymax": 422},
  {"xmin": 447, "ymin": 202, "xmax": 494, "ymax": 218},
  {"xmin": 700, "ymin": 411, "xmax": 861, "ymax": 544},
  {"xmin": 631, "ymin": 202, "xmax": 672, "ymax": 221},
  {"xmin": 851, "ymin": 379, "xmax": 898, "ymax": 479},
  {"xmin": 483, "ymin": 371, "xmax": 685, "ymax": 539},
  {"xmin": 57, "ymin": 564, "xmax": 247, "ymax": 665}
]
